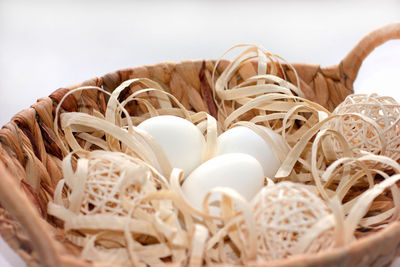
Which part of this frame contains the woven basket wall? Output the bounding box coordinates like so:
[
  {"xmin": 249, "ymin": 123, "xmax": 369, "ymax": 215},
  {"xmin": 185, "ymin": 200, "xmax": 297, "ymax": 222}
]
[{"xmin": 0, "ymin": 23, "xmax": 399, "ymax": 267}]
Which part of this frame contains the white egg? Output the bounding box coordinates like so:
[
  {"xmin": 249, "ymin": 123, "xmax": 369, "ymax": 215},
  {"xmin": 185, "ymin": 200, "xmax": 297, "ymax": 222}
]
[
  {"xmin": 216, "ymin": 126, "xmax": 286, "ymax": 179},
  {"xmin": 181, "ymin": 153, "xmax": 264, "ymax": 213},
  {"xmin": 137, "ymin": 115, "xmax": 205, "ymax": 176}
]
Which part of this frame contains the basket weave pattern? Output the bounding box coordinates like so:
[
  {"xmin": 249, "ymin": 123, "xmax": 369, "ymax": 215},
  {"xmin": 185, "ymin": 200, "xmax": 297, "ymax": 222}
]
[{"xmin": 0, "ymin": 23, "xmax": 399, "ymax": 267}]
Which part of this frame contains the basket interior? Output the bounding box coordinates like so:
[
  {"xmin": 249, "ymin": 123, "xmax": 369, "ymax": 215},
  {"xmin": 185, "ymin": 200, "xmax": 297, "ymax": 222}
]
[{"xmin": 3, "ymin": 58, "xmax": 392, "ymax": 267}]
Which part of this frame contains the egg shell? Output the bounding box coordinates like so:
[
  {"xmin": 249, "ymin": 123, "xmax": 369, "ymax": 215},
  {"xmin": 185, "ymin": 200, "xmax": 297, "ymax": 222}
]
[
  {"xmin": 181, "ymin": 153, "xmax": 264, "ymax": 212},
  {"xmin": 216, "ymin": 126, "xmax": 285, "ymax": 179},
  {"xmin": 137, "ymin": 115, "xmax": 205, "ymax": 176}
]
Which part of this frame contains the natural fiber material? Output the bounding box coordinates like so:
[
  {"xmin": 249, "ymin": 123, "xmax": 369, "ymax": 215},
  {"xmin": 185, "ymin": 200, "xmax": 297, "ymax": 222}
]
[{"xmin": 0, "ymin": 23, "xmax": 399, "ymax": 267}]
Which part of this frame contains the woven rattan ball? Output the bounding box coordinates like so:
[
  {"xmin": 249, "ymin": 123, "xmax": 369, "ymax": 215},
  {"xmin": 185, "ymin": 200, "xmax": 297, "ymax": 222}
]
[
  {"xmin": 49, "ymin": 151, "xmax": 192, "ymax": 265},
  {"xmin": 251, "ymin": 182, "xmax": 334, "ymax": 261},
  {"xmin": 329, "ymin": 94, "xmax": 400, "ymax": 160},
  {"xmin": 67, "ymin": 151, "xmax": 156, "ymax": 216}
]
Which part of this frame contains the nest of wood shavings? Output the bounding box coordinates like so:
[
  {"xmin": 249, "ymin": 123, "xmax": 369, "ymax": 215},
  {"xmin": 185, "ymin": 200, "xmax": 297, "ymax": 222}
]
[{"xmin": 46, "ymin": 44, "xmax": 400, "ymax": 266}]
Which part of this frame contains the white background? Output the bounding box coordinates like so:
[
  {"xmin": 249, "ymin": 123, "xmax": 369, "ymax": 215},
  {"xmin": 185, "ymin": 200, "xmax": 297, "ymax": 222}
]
[{"xmin": 0, "ymin": 0, "xmax": 400, "ymax": 266}]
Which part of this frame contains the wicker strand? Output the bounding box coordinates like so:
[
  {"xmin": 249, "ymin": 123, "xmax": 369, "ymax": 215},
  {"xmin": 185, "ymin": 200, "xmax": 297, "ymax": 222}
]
[{"xmin": 0, "ymin": 161, "xmax": 62, "ymax": 267}]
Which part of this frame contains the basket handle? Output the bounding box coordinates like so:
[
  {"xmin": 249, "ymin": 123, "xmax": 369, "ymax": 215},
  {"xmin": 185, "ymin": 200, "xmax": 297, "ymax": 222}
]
[
  {"xmin": 341, "ymin": 22, "xmax": 400, "ymax": 83},
  {"xmin": 0, "ymin": 162, "xmax": 62, "ymax": 267}
]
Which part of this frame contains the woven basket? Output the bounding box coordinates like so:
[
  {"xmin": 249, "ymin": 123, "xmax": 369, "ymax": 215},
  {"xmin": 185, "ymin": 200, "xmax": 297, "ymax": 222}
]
[{"xmin": 1, "ymin": 23, "xmax": 400, "ymax": 267}]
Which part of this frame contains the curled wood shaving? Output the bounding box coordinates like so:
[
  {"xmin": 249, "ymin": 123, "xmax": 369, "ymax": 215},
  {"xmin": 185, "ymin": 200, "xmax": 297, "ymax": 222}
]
[{"xmin": 212, "ymin": 44, "xmax": 305, "ymax": 130}]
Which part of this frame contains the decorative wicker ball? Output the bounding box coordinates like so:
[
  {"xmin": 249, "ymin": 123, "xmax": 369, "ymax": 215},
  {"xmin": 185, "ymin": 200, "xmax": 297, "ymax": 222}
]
[
  {"xmin": 66, "ymin": 151, "xmax": 157, "ymax": 216},
  {"xmin": 50, "ymin": 151, "xmax": 187, "ymax": 265},
  {"xmin": 251, "ymin": 182, "xmax": 334, "ymax": 261},
  {"xmin": 330, "ymin": 94, "xmax": 400, "ymax": 160}
]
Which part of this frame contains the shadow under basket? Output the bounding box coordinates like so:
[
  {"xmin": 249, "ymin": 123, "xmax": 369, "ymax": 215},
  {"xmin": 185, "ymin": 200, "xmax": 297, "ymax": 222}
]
[{"xmin": 1, "ymin": 23, "xmax": 400, "ymax": 267}]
